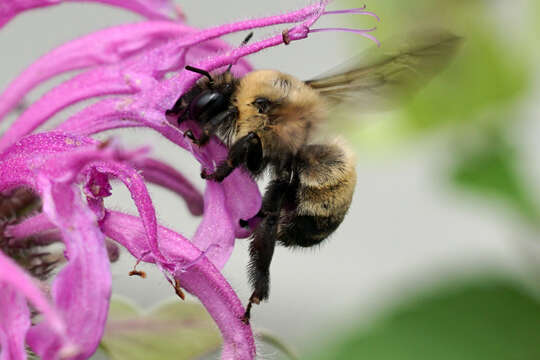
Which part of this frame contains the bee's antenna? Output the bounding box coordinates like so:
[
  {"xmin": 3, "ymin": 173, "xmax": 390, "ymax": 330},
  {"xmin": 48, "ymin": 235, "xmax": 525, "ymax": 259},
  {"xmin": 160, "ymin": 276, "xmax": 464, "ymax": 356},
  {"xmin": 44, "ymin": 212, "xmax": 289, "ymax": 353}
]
[
  {"xmin": 185, "ymin": 65, "xmax": 214, "ymax": 86},
  {"xmin": 240, "ymin": 32, "xmax": 254, "ymax": 46},
  {"xmin": 227, "ymin": 32, "xmax": 254, "ymax": 72}
]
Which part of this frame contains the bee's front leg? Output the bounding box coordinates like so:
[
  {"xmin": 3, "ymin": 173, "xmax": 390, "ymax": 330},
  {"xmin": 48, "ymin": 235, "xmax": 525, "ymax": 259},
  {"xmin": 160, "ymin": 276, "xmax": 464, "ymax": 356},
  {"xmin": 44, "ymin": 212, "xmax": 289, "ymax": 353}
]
[
  {"xmin": 165, "ymin": 95, "xmax": 184, "ymax": 117},
  {"xmin": 189, "ymin": 108, "xmax": 238, "ymax": 146},
  {"xmin": 201, "ymin": 132, "xmax": 261, "ymax": 182}
]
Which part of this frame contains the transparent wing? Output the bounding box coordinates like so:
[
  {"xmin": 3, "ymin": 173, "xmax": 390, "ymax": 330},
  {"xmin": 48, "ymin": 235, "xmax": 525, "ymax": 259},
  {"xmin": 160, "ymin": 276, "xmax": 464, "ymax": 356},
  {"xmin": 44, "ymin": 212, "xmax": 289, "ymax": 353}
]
[{"xmin": 306, "ymin": 29, "xmax": 463, "ymax": 111}]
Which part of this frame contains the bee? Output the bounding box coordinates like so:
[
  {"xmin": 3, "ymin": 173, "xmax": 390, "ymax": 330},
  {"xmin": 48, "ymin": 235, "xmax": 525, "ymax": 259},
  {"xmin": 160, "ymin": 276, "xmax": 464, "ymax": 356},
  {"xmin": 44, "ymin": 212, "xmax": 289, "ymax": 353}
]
[{"xmin": 165, "ymin": 30, "xmax": 462, "ymax": 322}]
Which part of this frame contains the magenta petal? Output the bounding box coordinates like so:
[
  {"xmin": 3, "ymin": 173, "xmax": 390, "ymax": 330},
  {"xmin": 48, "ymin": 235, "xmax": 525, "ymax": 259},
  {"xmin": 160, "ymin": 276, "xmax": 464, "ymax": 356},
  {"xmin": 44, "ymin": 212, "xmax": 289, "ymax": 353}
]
[
  {"xmin": 91, "ymin": 161, "xmax": 166, "ymax": 263},
  {"xmin": 205, "ymin": 142, "xmax": 261, "ymax": 238},
  {"xmin": 83, "ymin": 168, "xmax": 112, "ymax": 220},
  {"xmin": 101, "ymin": 210, "xmax": 256, "ymax": 360},
  {"xmin": 192, "ymin": 182, "xmax": 235, "ymax": 270},
  {"xmin": 27, "ymin": 179, "xmax": 111, "ymax": 360},
  {"xmin": 0, "ymin": 133, "xmax": 98, "ymax": 194},
  {"xmin": 84, "ymin": 168, "xmax": 112, "ymax": 199},
  {"xmin": 56, "ymin": 99, "xmax": 147, "ymax": 136},
  {"xmin": 133, "ymin": 157, "xmax": 204, "ymax": 216},
  {"xmin": 0, "ymin": 68, "xmax": 138, "ymax": 152},
  {"xmin": 1, "ymin": 23, "xmax": 255, "ymax": 147},
  {"xmin": 2, "ymin": 132, "xmax": 93, "ymax": 158},
  {"xmin": 0, "ymin": 284, "xmax": 31, "ymax": 360},
  {"xmin": 0, "ymin": 133, "xmax": 147, "ymax": 357},
  {"xmin": 0, "ymin": 0, "xmax": 176, "ymax": 29},
  {"xmin": 222, "ymin": 169, "xmax": 261, "ymax": 238},
  {"xmin": 0, "ymin": 132, "xmax": 165, "ymax": 263},
  {"xmin": 0, "ymin": 251, "xmax": 66, "ymax": 339},
  {"xmin": 0, "ymin": 21, "xmax": 192, "ymax": 123},
  {"xmin": 77, "ymin": 0, "xmax": 177, "ymax": 20},
  {"xmin": 5, "ymin": 213, "xmax": 55, "ymax": 241}
]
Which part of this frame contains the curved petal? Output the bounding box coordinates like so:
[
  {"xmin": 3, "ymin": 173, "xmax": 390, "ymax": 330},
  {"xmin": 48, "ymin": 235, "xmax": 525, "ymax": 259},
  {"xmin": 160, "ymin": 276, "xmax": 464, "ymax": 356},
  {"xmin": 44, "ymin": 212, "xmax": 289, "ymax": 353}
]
[
  {"xmin": 83, "ymin": 168, "xmax": 111, "ymax": 220},
  {"xmin": 0, "ymin": 284, "xmax": 31, "ymax": 360},
  {"xmin": 74, "ymin": 0, "xmax": 177, "ymax": 20},
  {"xmin": 205, "ymin": 141, "xmax": 261, "ymax": 238},
  {"xmin": 222, "ymin": 169, "xmax": 262, "ymax": 238},
  {"xmin": 0, "ymin": 38, "xmax": 237, "ymax": 150},
  {"xmin": 0, "ymin": 21, "xmax": 193, "ymax": 123},
  {"xmin": 166, "ymin": 0, "xmax": 327, "ymax": 54},
  {"xmin": 0, "ymin": 132, "xmax": 166, "ymax": 263},
  {"xmin": 56, "ymin": 100, "xmax": 146, "ymax": 136},
  {"xmin": 0, "ymin": 68, "xmax": 139, "ymax": 152},
  {"xmin": 0, "ymin": 133, "xmax": 93, "ymax": 192},
  {"xmin": 27, "ymin": 178, "xmax": 111, "ymax": 360},
  {"xmin": 192, "ymin": 182, "xmax": 234, "ymax": 270},
  {"xmin": 0, "ymin": 133, "xmax": 123, "ymax": 358},
  {"xmin": 0, "ymin": 251, "xmax": 66, "ymax": 339},
  {"xmin": 132, "ymin": 157, "xmax": 204, "ymax": 216},
  {"xmin": 5, "ymin": 212, "xmax": 55, "ymax": 241},
  {"xmin": 0, "ymin": 0, "xmax": 177, "ymax": 29},
  {"xmin": 91, "ymin": 161, "xmax": 167, "ymax": 263},
  {"xmin": 100, "ymin": 210, "xmax": 256, "ymax": 360}
]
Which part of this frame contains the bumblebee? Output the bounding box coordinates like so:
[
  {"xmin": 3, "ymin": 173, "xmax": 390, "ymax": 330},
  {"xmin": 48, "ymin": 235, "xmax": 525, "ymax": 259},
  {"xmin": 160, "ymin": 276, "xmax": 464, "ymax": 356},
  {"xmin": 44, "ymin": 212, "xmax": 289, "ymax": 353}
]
[{"xmin": 166, "ymin": 30, "xmax": 461, "ymax": 321}]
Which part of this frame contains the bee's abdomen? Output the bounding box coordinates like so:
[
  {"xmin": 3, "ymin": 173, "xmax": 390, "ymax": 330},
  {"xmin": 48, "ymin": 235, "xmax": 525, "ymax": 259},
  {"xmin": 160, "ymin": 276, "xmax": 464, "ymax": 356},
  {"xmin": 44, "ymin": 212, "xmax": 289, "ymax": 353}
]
[
  {"xmin": 278, "ymin": 140, "xmax": 356, "ymax": 248},
  {"xmin": 278, "ymin": 214, "xmax": 343, "ymax": 247}
]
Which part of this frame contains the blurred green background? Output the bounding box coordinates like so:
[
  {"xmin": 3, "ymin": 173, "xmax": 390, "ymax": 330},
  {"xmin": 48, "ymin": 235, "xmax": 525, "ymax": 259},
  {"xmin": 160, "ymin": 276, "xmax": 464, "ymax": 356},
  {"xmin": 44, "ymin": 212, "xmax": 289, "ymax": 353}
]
[{"xmin": 347, "ymin": 0, "xmax": 538, "ymax": 223}]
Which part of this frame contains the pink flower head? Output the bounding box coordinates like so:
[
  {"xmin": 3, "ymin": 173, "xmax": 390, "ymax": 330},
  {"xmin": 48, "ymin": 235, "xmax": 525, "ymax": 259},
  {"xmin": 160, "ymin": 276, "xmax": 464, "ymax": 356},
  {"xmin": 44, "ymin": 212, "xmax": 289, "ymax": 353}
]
[{"xmin": 0, "ymin": 1, "xmax": 378, "ymax": 359}]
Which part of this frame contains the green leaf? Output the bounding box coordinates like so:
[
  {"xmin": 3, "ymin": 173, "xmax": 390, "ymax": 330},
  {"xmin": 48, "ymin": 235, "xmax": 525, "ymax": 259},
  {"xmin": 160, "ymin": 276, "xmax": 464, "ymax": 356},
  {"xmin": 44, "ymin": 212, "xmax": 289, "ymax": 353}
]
[
  {"xmin": 100, "ymin": 297, "xmax": 221, "ymax": 360},
  {"xmin": 308, "ymin": 277, "xmax": 540, "ymax": 360}
]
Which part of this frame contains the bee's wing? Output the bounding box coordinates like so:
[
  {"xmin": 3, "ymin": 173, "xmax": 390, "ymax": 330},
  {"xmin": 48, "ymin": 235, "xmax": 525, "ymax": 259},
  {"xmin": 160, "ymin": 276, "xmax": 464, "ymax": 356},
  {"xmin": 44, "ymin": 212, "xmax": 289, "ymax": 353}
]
[{"xmin": 306, "ymin": 29, "xmax": 463, "ymax": 111}]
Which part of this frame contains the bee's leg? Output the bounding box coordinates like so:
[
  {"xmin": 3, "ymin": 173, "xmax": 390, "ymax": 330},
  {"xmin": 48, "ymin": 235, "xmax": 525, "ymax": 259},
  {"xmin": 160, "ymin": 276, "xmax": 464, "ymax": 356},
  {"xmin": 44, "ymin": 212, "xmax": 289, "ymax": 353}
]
[
  {"xmin": 190, "ymin": 108, "xmax": 238, "ymax": 146},
  {"xmin": 243, "ymin": 160, "xmax": 293, "ymax": 323},
  {"xmin": 242, "ymin": 214, "xmax": 279, "ymax": 323},
  {"xmin": 166, "ymin": 100, "xmax": 190, "ymax": 125},
  {"xmin": 165, "ymin": 96, "xmax": 185, "ymax": 117},
  {"xmin": 183, "ymin": 128, "xmax": 197, "ymax": 142},
  {"xmin": 166, "ymin": 85, "xmax": 202, "ymax": 124},
  {"xmin": 201, "ymin": 132, "xmax": 261, "ymax": 182}
]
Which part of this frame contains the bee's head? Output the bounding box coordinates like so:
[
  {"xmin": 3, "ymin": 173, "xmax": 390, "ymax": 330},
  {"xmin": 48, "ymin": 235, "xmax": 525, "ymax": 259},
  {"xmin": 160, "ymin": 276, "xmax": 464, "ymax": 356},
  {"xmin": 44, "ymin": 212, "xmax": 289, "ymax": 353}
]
[
  {"xmin": 235, "ymin": 70, "xmax": 323, "ymax": 120},
  {"xmin": 233, "ymin": 70, "xmax": 326, "ymax": 154},
  {"xmin": 185, "ymin": 71, "xmax": 238, "ymax": 124}
]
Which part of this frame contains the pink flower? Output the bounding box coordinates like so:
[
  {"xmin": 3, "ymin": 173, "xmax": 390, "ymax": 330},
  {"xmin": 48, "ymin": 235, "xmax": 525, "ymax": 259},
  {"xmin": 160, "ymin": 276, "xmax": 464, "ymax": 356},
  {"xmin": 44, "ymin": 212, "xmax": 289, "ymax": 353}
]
[{"xmin": 0, "ymin": 1, "xmax": 378, "ymax": 359}]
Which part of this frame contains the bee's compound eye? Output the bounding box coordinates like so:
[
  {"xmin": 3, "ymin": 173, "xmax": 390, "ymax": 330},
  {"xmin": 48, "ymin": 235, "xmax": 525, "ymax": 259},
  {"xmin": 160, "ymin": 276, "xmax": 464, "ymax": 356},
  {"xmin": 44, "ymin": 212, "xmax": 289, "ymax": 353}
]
[
  {"xmin": 252, "ymin": 97, "xmax": 271, "ymax": 114},
  {"xmin": 191, "ymin": 91, "xmax": 228, "ymax": 121}
]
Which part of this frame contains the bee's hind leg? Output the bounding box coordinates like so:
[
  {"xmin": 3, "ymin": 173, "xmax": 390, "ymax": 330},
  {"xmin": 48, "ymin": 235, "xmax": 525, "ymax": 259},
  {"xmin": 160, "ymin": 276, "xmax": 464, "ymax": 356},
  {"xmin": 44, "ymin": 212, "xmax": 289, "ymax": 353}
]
[
  {"xmin": 243, "ymin": 159, "xmax": 293, "ymax": 323},
  {"xmin": 244, "ymin": 204, "xmax": 280, "ymax": 323}
]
